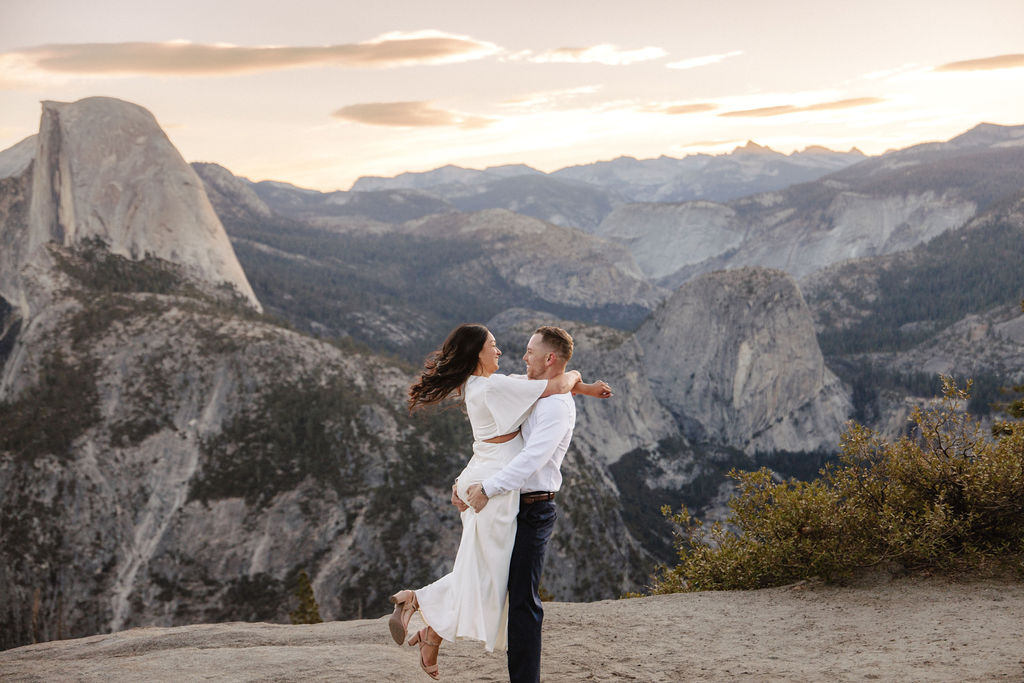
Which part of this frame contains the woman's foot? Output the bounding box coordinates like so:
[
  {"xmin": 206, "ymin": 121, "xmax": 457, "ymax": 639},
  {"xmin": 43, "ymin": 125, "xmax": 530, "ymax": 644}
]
[
  {"xmin": 388, "ymin": 590, "xmax": 417, "ymax": 645},
  {"xmin": 407, "ymin": 626, "xmax": 441, "ymax": 680}
]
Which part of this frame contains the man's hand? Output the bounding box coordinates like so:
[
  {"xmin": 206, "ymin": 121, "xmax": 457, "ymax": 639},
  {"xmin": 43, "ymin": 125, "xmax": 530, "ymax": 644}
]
[
  {"xmin": 465, "ymin": 483, "xmax": 489, "ymax": 512},
  {"xmin": 451, "ymin": 482, "xmax": 469, "ymax": 512}
]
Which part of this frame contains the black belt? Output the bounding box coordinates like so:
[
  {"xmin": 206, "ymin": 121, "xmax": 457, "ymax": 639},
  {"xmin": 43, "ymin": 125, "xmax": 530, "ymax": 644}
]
[{"xmin": 521, "ymin": 491, "xmax": 556, "ymax": 504}]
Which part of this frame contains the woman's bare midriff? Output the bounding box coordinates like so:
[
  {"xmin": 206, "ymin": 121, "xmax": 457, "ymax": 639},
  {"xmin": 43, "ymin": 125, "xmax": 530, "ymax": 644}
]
[{"xmin": 483, "ymin": 429, "xmax": 520, "ymax": 444}]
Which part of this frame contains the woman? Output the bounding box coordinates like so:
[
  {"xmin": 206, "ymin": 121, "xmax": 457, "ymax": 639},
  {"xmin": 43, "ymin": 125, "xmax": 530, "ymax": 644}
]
[{"xmin": 388, "ymin": 323, "xmax": 608, "ymax": 679}]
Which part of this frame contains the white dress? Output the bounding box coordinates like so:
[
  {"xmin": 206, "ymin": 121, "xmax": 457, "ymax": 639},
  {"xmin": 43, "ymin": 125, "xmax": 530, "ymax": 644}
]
[{"xmin": 414, "ymin": 373, "xmax": 547, "ymax": 652}]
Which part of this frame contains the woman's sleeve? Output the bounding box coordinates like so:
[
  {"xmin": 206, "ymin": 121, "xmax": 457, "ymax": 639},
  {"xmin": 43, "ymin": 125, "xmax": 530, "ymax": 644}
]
[{"xmin": 483, "ymin": 374, "xmax": 547, "ymax": 435}]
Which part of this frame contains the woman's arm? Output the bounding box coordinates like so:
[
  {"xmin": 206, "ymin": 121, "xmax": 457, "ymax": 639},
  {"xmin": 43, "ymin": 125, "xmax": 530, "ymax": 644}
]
[
  {"xmin": 572, "ymin": 379, "xmax": 613, "ymax": 398},
  {"xmin": 539, "ymin": 370, "xmax": 581, "ymax": 397}
]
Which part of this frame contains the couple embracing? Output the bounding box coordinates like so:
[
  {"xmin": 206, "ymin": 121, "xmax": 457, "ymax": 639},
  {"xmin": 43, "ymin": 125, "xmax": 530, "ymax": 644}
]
[{"xmin": 387, "ymin": 323, "xmax": 612, "ymax": 681}]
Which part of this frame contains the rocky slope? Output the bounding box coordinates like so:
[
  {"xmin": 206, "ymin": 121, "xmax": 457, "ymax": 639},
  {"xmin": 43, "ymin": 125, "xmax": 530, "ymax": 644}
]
[
  {"xmin": 637, "ymin": 268, "xmax": 851, "ymax": 454},
  {"xmin": 195, "ymin": 162, "xmax": 666, "ymax": 359},
  {"xmin": 800, "ymin": 190, "xmax": 1024, "ymax": 433},
  {"xmin": 0, "ymin": 98, "xmax": 652, "ymax": 650},
  {"xmin": 597, "ymin": 123, "xmax": 1024, "ymax": 287},
  {"xmin": 13, "ymin": 95, "xmax": 1016, "ymax": 656},
  {"xmin": 23, "ymin": 98, "xmax": 258, "ymax": 312}
]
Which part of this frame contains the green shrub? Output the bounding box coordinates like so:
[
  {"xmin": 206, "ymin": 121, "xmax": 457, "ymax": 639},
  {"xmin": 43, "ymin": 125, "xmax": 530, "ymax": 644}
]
[
  {"xmin": 649, "ymin": 378, "xmax": 1024, "ymax": 593},
  {"xmin": 289, "ymin": 570, "xmax": 322, "ymax": 625}
]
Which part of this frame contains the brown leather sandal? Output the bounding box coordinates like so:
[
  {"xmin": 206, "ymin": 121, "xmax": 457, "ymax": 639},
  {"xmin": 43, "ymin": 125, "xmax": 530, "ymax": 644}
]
[
  {"xmin": 407, "ymin": 626, "xmax": 441, "ymax": 680},
  {"xmin": 388, "ymin": 590, "xmax": 418, "ymax": 645}
]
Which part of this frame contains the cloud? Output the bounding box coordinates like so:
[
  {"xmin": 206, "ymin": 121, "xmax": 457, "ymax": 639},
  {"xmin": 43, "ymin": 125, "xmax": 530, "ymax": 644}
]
[
  {"xmin": 331, "ymin": 101, "xmax": 495, "ymax": 129},
  {"xmin": 935, "ymin": 53, "xmax": 1024, "ymax": 72},
  {"xmin": 666, "ymin": 50, "xmax": 743, "ymax": 70},
  {"xmin": 501, "ymin": 85, "xmax": 603, "ymax": 108},
  {"xmin": 719, "ymin": 105, "xmax": 797, "ymax": 118},
  {"xmin": 0, "ymin": 31, "xmax": 501, "ymax": 79},
  {"xmin": 642, "ymin": 102, "xmax": 718, "ymax": 115},
  {"xmin": 523, "ymin": 44, "xmax": 668, "ymax": 66},
  {"xmin": 720, "ymin": 97, "xmax": 883, "ymax": 117},
  {"xmin": 802, "ymin": 97, "xmax": 885, "ymax": 111}
]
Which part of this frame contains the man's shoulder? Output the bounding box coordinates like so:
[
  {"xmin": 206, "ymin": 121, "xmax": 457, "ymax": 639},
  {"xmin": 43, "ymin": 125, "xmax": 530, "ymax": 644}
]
[{"xmin": 534, "ymin": 392, "xmax": 575, "ymax": 414}]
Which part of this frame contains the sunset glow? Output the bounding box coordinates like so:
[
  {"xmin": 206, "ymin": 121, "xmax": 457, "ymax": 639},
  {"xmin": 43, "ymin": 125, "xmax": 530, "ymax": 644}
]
[{"xmin": 1, "ymin": 0, "xmax": 1022, "ymax": 190}]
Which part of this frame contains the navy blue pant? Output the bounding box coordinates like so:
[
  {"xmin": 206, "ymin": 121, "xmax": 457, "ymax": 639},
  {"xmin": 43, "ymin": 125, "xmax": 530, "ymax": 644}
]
[{"xmin": 507, "ymin": 499, "xmax": 556, "ymax": 683}]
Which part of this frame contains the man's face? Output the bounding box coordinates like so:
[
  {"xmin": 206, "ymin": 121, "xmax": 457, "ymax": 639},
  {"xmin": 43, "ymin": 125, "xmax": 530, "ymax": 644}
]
[{"xmin": 522, "ymin": 333, "xmax": 553, "ymax": 380}]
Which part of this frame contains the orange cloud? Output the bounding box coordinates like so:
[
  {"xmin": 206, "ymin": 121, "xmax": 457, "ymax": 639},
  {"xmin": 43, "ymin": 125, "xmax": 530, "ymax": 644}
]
[
  {"xmin": 936, "ymin": 53, "xmax": 1024, "ymax": 71},
  {"xmin": 804, "ymin": 97, "xmax": 885, "ymax": 111},
  {"xmin": 719, "ymin": 105, "xmax": 797, "ymax": 118},
  {"xmin": 332, "ymin": 101, "xmax": 495, "ymax": 129},
  {"xmin": 2, "ymin": 31, "xmax": 501, "ymax": 77},
  {"xmin": 720, "ymin": 97, "xmax": 883, "ymax": 117},
  {"xmin": 642, "ymin": 102, "xmax": 718, "ymax": 115}
]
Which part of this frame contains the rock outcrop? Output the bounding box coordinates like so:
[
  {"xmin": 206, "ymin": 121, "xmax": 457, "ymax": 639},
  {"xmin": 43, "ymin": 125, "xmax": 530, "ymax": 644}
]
[
  {"xmin": 595, "ymin": 201, "xmax": 742, "ymax": 280},
  {"xmin": 400, "ymin": 209, "xmax": 662, "ymax": 311},
  {"xmin": 4, "ymin": 573, "xmax": 1020, "ymax": 682},
  {"xmin": 637, "ymin": 268, "xmax": 851, "ymax": 453},
  {"xmin": 15, "ymin": 97, "xmax": 259, "ymax": 312}
]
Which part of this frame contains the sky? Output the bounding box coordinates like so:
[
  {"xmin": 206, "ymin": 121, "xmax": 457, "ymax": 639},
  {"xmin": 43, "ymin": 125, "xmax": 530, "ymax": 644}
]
[{"xmin": 2, "ymin": 0, "xmax": 1023, "ymax": 191}]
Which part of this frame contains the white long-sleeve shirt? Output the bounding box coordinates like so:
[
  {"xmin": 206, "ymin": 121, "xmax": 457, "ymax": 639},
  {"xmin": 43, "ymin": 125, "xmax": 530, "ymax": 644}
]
[{"xmin": 481, "ymin": 391, "xmax": 576, "ymax": 497}]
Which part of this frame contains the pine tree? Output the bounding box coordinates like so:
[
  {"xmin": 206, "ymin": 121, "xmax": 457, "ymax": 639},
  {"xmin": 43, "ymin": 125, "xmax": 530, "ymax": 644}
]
[{"xmin": 288, "ymin": 570, "xmax": 322, "ymax": 625}]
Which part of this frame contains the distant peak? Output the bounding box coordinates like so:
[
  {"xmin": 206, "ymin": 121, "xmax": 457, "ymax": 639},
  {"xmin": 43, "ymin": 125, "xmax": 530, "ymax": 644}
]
[
  {"xmin": 949, "ymin": 121, "xmax": 1024, "ymax": 148},
  {"xmin": 793, "ymin": 145, "xmax": 866, "ymax": 158},
  {"xmin": 732, "ymin": 140, "xmax": 781, "ymax": 156},
  {"xmin": 798, "ymin": 145, "xmax": 835, "ymax": 154}
]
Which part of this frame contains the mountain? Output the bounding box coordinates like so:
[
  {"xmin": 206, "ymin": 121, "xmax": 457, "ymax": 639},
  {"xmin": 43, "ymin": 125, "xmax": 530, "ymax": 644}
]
[
  {"xmin": 481, "ymin": 277, "xmax": 853, "ymax": 563},
  {"xmin": 637, "ymin": 268, "xmax": 850, "ymax": 455},
  {"xmin": 0, "ymin": 98, "xmax": 655, "ymax": 650},
  {"xmin": 351, "ymin": 162, "xmax": 545, "ymax": 192},
  {"xmin": 238, "ymin": 140, "xmax": 863, "ymax": 250},
  {"xmin": 554, "ymin": 144, "xmax": 865, "ymax": 204},
  {"xmin": 252, "ymin": 180, "xmax": 457, "ymax": 225},
  {"xmin": 800, "ymin": 188, "xmax": 1024, "ymax": 429},
  {"xmin": 350, "ymin": 144, "xmax": 865, "ymax": 206},
  {"xmin": 12, "ymin": 98, "xmax": 259, "ymax": 313},
  {"xmin": 196, "ymin": 163, "xmax": 664, "ymax": 360},
  {"xmin": 597, "ymin": 123, "xmax": 1024, "ymax": 288},
  {"xmin": 257, "ymin": 169, "xmax": 624, "ymax": 232},
  {"xmin": 9, "ymin": 96, "xmax": 1020, "ymax": 654}
]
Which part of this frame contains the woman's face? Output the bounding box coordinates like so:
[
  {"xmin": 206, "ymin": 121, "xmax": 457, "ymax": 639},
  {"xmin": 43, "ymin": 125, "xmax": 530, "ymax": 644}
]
[{"xmin": 476, "ymin": 332, "xmax": 502, "ymax": 376}]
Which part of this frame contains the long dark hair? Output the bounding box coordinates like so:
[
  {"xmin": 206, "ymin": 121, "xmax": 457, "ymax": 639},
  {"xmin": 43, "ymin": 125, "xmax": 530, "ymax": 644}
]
[{"xmin": 408, "ymin": 323, "xmax": 489, "ymax": 412}]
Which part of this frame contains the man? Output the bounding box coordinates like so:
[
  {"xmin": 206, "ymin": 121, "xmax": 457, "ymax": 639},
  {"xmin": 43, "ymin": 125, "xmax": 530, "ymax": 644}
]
[{"xmin": 454, "ymin": 326, "xmax": 610, "ymax": 683}]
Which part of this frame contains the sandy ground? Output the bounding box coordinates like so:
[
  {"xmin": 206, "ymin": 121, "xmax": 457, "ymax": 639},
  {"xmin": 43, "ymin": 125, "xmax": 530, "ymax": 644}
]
[{"xmin": 2, "ymin": 574, "xmax": 1023, "ymax": 682}]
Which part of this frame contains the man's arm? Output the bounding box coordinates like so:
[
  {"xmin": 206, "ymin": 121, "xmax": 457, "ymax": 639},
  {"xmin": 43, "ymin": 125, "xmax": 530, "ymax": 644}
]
[{"xmin": 465, "ymin": 399, "xmax": 570, "ymax": 511}]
